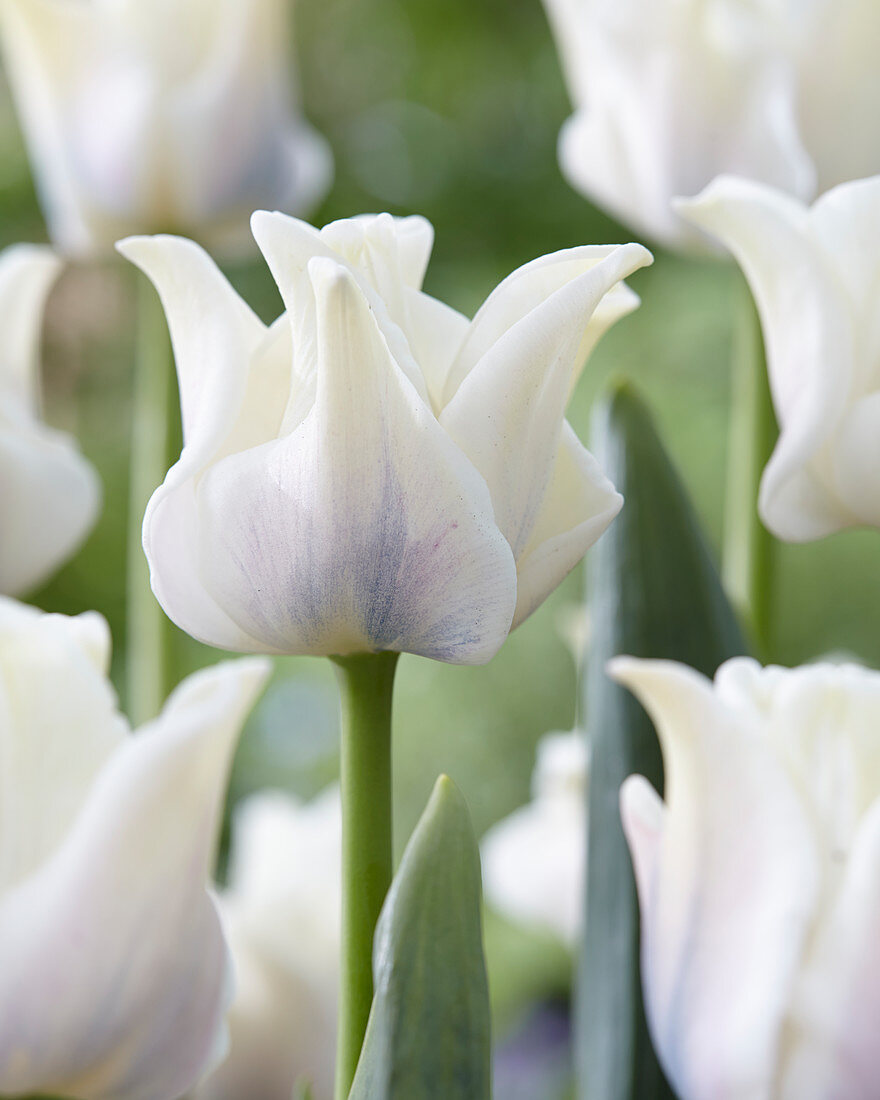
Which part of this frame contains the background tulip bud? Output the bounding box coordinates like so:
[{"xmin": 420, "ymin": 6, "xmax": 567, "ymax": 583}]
[
  {"xmin": 679, "ymin": 173, "xmax": 880, "ymax": 541},
  {"xmin": 197, "ymin": 787, "xmax": 341, "ymax": 1100},
  {"xmin": 0, "ymin": 242, "xmax": 99, "ymax": 594},
  {"xmin": 118, "ymin": 214, "xmax": 650, "ymax": 662},
  {"xmin": 0, "ymin": 0, "xmax": 332, "ymax": 254},
  {"xmin": 482, "ymin": 730, "xmax": 587, "ymax": 945},
  {"xmin": 613, "ymin": 654, "xmax": 880, "ymax": 1100}
]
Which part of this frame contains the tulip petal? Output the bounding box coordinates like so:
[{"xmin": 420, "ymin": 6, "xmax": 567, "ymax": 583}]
[
  {"xmin": 251, "ymin": 209, "xmax": 432, "ymax": 412},
  {"xmin": 0, "ymin": 243, "xmax": 62, "ymax": 410},
  {"xmin": 442, "ymin": 244, "xmax": 650, "ymax": 405},
  {"xmin": 0, "ymin": 0, "xmax": 101, "ymax": 253},
  {"xmin": 780, "ymin": 798, "xmax": 880, "ymax": 1100},
  {"xmin": 116, "ymin": 234, "xmax": 268, "ymax": 459},
  {"xmin": 402, "ymin": 287, "xmax": 470, "ymax": 413},
  {"xmin": 610, "ymin": 656, "xmax": 820, "ymax": 1100},
  {"xmin": 0, "ymin": 600, "xmax": 125, "ymax": 893},
  {"xmin": 0, "ymin": 415, "xmax": 101, "ymax": 596},
  {"xmin": 0, "ymin": 657, "xmax": 270, "ymax": 1100},
  {"xmin": 195, "ymin": 259, "xmax": 517, "ymax": 662},
  {"xmin": 678, "ymin": 176, "xmax": 857, "ymax": 540},
  {"xmin": 441, "ymin": 245, "xmax": 646, "ymax": 563},
  {"xmin": 512, "ymin": 422, "xmax": 622, "ymax": 628}
]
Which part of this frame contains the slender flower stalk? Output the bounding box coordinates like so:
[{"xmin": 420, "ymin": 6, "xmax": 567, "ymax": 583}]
[
  {"xmin": 126, "ymin": 276, "xmax": 178, "ymax": 724},
  {"xmin": 331, "ymin": 652, "xmax": 399, "ymax": 1100},
  {"xmin": 722, "ymin": 272, "xmax": 778, "ymax": 658}
]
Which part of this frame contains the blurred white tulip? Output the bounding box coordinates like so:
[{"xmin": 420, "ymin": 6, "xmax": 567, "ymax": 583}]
[
  {"xmin": 679, "ymin": 174, "xmax": 880, "ymax": 541},
  {"xmin": 118, "ymin": 213, "xmax": 650, "ymax": 661},
  {"xmin": 542, "ymin": 0, "xmax": 880, "ymax": 251},
  {"xmin": 613, "ymin": 654, "xmax": 880, "ymax": 1100},
  {"xmin": 482, "ymin": 731, "xmax": 588, "ymax": 945},
  {"xmin": 0, "ymin": 595, "xmax": 270, "ymax": 1100},
  {"xmin": 0, "ymin": 243, "xmax": 99, "ymax": 594},
  {"xmin": 0, "ymin": 0, "xmax": 332, "ymax": 255},
  {"xmin": 198, "ymin": 786, "xmax": 341, "ymax": 1100}
]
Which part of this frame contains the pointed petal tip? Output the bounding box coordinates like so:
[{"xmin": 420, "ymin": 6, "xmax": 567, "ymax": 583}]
[{"xmin": 620, "ymin": 773, "xmax": 665, "ymax": 840}]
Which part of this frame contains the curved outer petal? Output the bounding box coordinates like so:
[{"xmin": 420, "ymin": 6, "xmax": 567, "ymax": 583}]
[
  {"xmin": 780, "ymin": 798, "xmax": 880, "ymax": 1100},
  {"xmin": 0, "ymin": 600, "xmax": 126, "ymax": 893},
  {"xmin": 0, "ymin": 656, "xmax": 270, "ymax": 1100},
  {"xmin": 195, "ymin": 259, "xmax": 517, "ymax": 661},
  {"xmin": 441, "ymin": 245, "xmax": 646, "ymax": 622},
  {"xmin": 611, "ymin": 657, "xmax": 820, "ymax": 1100},
  {"xmin": 441, "ymin": 244, "xmax": 647, "ymax": 406},
  {"xmin": 0, "ymin": 242, "xmax": 62, "ymax": 411},
  {"xmin": 546, "ymin": 0, "xmax": 814, "ymax": 252},
  {"xmin": 0, "ymin": 424, "xmax": 102, "ymax": 596},
  {"xmin": 678, "ymin": 175, "xmax": 860, "ymax": 541},
  {"xmin": 118, "ymin": 234, "xmax": 274, "ymax": 652},
  {"xmin": 0, "ymin": 244, "xmax": 100, "ymax": 595}
]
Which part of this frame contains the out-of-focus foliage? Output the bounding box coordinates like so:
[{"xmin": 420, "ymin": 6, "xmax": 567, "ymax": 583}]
[{"xmin": 2, "ymin": 0, "xmax": 880, "ymax": 1076}]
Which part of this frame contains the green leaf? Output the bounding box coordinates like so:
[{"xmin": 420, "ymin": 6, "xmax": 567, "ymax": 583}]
[
  {"xmin": 349, "ymin": 775, "xmax": 491, "ymax": 1100},
  {"xmin": 575, "ymin": 382, "xmax": 748, "ymax": 1100}
]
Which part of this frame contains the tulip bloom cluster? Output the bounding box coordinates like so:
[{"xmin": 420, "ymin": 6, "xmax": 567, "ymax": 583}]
[{"xmin": 120, "ymin": 213, "xmax": 650, "ymax": 663}]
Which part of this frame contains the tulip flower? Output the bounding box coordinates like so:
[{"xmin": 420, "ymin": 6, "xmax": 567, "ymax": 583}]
[
  {"xmin": 0, "ymin": 0, "xmax": 332, "ymax": 255},
  {"xmin": 0, "ymin": 243, "xmax": 100, "ymax": 594},
  {"xmin": 198, "ymin": 786, "xmax": 340, "ymax": 1100},
  {"xmin": 482, "ymin": 731, "xmax": 587, "ymax": 945},
  {"xmin": 118, "ymin": 213, "xmax": 650, "ymax": 663},
  {"xmin": 0, "ymin": 595, "xmax": 270, "ymax": 1099},
  {"xmin": 613, "ymin": 654, "xmax": 880, "ymax": 1100},
  {"xmin": 542, "ymin": 0, "xmax": 880, "ymax": 252},
  {"xmin": 541, "ymin": 0, "xmax": 813, "ymax": 250},
  {"xmin": 679, "ymin": 174, "xmax": 880, "ymax": 541}
]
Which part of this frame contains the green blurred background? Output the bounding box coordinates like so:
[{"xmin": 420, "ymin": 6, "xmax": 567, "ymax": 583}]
[{"xmin": 2, "ymin": 0, "xmax": 879, "ymax": 1071}]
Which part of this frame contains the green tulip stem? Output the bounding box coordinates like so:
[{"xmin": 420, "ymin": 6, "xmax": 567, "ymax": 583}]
[
  {"xmin": 331, "ymin": 650, "xmax": 399, "ymax": 1100},
  {"xmin": 722, "ymin": 271, "xmax": 779, "ymax": 659},
  {"xmin": 126, "ymin": 274, "xmax": 178, "ymax": 725}
]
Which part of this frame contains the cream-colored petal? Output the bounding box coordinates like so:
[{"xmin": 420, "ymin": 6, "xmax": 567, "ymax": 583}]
[
  {"xmin": 0, "ymin": 657, "xmax": 270, "ymax": 1100},
  {"xmin": 512, "ymin": 423, "xmax": 622, "ymax": 629},
  {"xmin": 0, "ymin": 599, "xmax": 125, "ymax": 893},
  {"xmin": 251, "ymin": 209, "xmax": 431, "ymax": 411},
  {"xmin": 0, "ymin": 0, "xmax": 101, "ymax": 253},
  {"xmin": 442, "ymin": 243, "xmax": 650, "ymax": 404},
  {"xmin": 610, "ymin": 656, "xmax": 820, "ymax": 1100},
  {"xmin": 679, "ymin": 175, "xmax": 857, "ymax": 540},
  {"xmin": 116, "ymin": 234, "xmax": 267, "ymax": 458},
  {"xmin": 0, "ymin": 243, "xmax": 62, "ymax": 412},
  {"xmin": 402, "ymin": 286, "xmax": 470, "ymax": 413},
  {"xmin": 0, "ymin": 420, "xmax": 101, "ymax": 596},
  {"xmin": 195, "ymin": 259, "xmax": 517, "ymax": 661},
  {"xmin": 441, "ymin": 245, "xmax": 647, "ymax": 563},
  {"xmin": 780, "ymin": 798, "xmax": 880, "ymax": 1100}
]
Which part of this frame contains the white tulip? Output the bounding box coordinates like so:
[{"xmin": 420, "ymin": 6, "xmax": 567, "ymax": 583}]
[
  {"xmin": 679, "ymin": 174, "xmax": 880, "ymax": 541},
  {"xmin": 482, "ymin": 731, "xmax": 588, "ymax": 945},
  {"xmin": 612, "ymin": 654, "xmax": 880, "ymax": 1100},
  {"xmin": 541, "ymin": 0, "xmax": 813, "ymax": 251},
  {"xmin": 0, "ymin": 0, "xmax": 332, "ymax": 255},
  {"xmin": 198, "ymin": 786, "xmax": 341, "ymax": 1100},
  {"xmin": 0, "ymin": 243, "xmax": 100, "ymax": 594},
  {"xmin": 0, "ymin": 596, "xmax": 270, "ymax": 1099},
  {"xmin": 118, "ymin": 213, "xmax": 650, "ymax": 662},
  {"xmin": 542, "ymin": 0, "xmax": 880, "ymax": 252}
]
